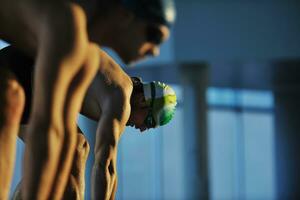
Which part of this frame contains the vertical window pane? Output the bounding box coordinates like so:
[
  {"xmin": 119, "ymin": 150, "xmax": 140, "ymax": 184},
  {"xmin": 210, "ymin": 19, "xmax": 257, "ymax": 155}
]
[
  {"xmin": 243, "ymin": 113, "xmax": 275, "ymax": 200},
  {"xmin": 161, "ymin": 109, "xmax": 184, "ymax": 200},
  {"xmin": 117, "ymin": 129, "xmax": 158, "ymax": 200},
  {"xmin": 208, "ymin": 110, "xmax": 239, "ymax": 199},
  {"xmin": 208, "ymin": 88, "xmax": 275, "ymax": 200}
]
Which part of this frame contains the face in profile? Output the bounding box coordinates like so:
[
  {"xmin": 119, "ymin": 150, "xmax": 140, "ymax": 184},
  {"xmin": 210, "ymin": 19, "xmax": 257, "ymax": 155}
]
[
  {"xmin": 87, "ymin": 5, "xmax": 171, "ymax": 65},
  {"xmin": 116, "ymin": 19, "xmax": 170, "ymax": 65},
  {"xmin": 127, "ymin": 92, "xmax": 151, "ymax": 132}
]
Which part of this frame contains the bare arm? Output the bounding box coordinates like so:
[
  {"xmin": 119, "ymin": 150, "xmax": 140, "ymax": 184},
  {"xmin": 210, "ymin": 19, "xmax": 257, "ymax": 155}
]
[
  {"xmin": 92, "ymin": 94, "xmax": 130, "ymax": 200},
  {"xmin": 92, "ymin": 129, "xmax": 118, "ymax": 200},
  {"xmin": 23, "ymin": 3, "xmax": 92, "ymax": 199},
  {"xmin": 109, "ymin": 176, "xmax": 118, "ymax": 200}
]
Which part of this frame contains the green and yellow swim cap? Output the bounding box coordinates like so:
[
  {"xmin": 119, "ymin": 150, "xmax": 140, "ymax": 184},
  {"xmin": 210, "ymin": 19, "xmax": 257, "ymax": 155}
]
[{"xmin": 142, "ymin": 81, "xmax": 177, "ymax": 128}]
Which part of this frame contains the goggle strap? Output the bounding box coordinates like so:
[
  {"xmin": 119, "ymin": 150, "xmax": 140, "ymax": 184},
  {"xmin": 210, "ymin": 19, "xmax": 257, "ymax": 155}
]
[
  {"xmin": 150, "ymin": 82, "xmax": 156, "ymax": 126},
  {"xmin": 150, "ymin": 82, "xmax": 156, "ymax": 107}
]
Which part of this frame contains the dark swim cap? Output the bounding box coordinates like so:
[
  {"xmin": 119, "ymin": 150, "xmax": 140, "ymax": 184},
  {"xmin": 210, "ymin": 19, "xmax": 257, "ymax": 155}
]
[{"xmin": 121, "ymin": 0, "xmax": 176, "ymax": 27}]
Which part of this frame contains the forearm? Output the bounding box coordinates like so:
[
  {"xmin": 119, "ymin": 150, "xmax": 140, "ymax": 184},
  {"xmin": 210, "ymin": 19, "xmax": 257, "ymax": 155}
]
[
  {"xmin": 93, "ymin": 136, "xmax": 118, "ymax": 200},
  {"xmin": 0, "ymin": 127, "xmax": 18, "ymax": 199},
  {"xmin": 23, "ymin": 125, "xmax": 64, "ymax": 200},
  {"xmin": 92, "ymin": 102, "xmax": 129, "ymax": 199},
  {"xmin": 109, "ymin": 176, "xmax": 118, "ymax": 200},
  {"xmin": 48, "ymin": 44, "xmax": 99, "ymax": 200},
  {"xmin": 92, "ymin": 159, "xmax": 117, "ymax": 200},
  {"xmin": 23, "ymin": 3, "xmax": 89, "ymax": 199},
  {"xmin": 63, "ymin": 132, "xmax": 90, "ymax": 200}
]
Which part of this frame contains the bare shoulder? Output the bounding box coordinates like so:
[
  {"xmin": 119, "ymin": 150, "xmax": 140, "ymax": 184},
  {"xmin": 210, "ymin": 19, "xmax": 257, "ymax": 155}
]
[
  {"xmin": 98, "ymin": 49, "xmax": 133, "ymax": 97},
  {"xmin": 81, "ymin": 48, "xmax": 133, "ymax": 122},
  {"xmin": 86, "ymin": 48, "xmax": 132, "ymax": 120}
]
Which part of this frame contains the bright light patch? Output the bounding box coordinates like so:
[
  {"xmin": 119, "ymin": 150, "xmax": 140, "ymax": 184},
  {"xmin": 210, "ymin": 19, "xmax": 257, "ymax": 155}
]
[
  {"xmin": 207, "ymin": 87, "xmax": 274, "ymax": 109},
  {"xmin": 0, "ymin": 40, "xmax": 9, "ymax": 49}
]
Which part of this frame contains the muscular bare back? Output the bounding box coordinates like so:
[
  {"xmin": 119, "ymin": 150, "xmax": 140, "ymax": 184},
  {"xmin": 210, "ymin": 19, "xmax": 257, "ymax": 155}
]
[{"xmin": 0, "ymin": 0, "xmax": 48, "ymax": 53}]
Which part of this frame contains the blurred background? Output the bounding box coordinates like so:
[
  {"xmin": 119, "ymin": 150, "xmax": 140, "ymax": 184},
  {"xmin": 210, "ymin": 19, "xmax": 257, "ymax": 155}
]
[{"xmin": 2, "ymin": 0, "xmax": 300, "ymax": 199}]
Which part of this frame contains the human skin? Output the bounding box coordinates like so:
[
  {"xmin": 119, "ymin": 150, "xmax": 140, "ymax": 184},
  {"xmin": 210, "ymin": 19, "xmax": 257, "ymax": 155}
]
[
  {"xmin": 0, "ymin": 68, "xmax": 25, "ymax": 200},
  {"xmin": 0, "ymin": 0, "xmax": 99, "ymax": 198},
  {"xmin": 0, "ymin": 46, "xmax": 92, "ymax": 199},
  {"xmin": 0, "ymin": 46, "xmax": 147, "ymax": 199},
  {"xmin": 11, "ymin": 130, "xmax": 90, "ymax": 200},
  {"xmin": 0, "ymin": 0, "xmax": 170, "ymax": 198},
  {"xmin": 80, "ymin": 49, "xmax": 152, "ymax": 200}
]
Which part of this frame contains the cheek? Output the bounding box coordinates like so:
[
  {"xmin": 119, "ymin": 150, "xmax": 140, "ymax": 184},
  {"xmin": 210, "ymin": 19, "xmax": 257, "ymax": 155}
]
[
  {"xmin": 121, "ymin": 43, "xmax": 141, "ymax": 62},
  {"xmin": 135, "ymin": 113, "xmax": 146, "ymax": 125},
  {"xmin": 132, "ymin": 109, "xmax": 147, "ymax": 126}
]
